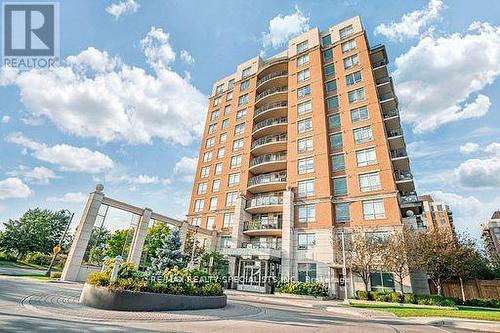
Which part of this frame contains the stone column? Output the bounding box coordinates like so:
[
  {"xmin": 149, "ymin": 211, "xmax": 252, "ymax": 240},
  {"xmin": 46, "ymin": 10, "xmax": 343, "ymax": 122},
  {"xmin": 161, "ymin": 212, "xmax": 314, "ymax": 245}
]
[
  {"xmin": 61, "ymin": 185, "xmax": 105, "ymax": 282},
  {"xmin": 127, "ymin": 208, "xmax": 152, "ymax": 268},
  {"xmin": 206, "ymin": 230, "xmax": 218, "ymax": 252},
  {"xmin": 281, "ymin": 188, "xmax": 294, "ymax": 280},
  {"xmin": 231, "ymin": 193, "xmax": 251, "ymax": 248},
  {"xmin": 179, "ymin": 222, "xmax": 189, "ymax": 254}
]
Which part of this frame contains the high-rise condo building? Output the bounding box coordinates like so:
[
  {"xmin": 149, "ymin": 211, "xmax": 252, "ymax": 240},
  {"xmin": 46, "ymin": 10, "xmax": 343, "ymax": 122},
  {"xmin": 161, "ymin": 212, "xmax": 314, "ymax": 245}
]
[
  {"xmin": 419, "ymin": 195, "xmax": 455, "ymax": 233},
  {"xmin": 482, "ymin": 211, "xmax": 500, "ymax": 257},
  {"xmin": 187, "ymin": 16, "xmax": 424, "ymax": 295}
]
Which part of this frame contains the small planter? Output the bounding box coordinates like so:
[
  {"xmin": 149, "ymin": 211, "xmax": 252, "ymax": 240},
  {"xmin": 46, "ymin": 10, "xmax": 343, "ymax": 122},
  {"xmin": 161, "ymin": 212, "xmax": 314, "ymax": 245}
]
[{"xmin": 80, "ymin": 283, "xmax": 227, "ymax": 311}]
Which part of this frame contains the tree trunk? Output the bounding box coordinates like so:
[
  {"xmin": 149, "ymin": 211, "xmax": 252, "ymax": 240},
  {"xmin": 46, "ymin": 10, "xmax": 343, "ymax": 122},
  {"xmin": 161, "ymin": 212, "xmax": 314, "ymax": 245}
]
[
  {"xmin": 459, "ymin": 277, "xmax": 466, "ymax": 303},
  {"xmin": 436, "ymin": 277, "xmax": 442, "ymax": 296},
  {"xmin": 399, "ymin": 276, "xmax": 404, "ymax": 295}
]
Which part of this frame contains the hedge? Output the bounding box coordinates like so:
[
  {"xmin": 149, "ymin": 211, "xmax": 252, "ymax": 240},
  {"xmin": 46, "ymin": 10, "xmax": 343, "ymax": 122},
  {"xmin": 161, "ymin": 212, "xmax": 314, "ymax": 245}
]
[
  {"xmin": 277, "ymin": 281, "xmax": 328, "ymax": 297},
  {"xmin": 355, "ymin": 290, "xmax": 456, "ymax": 307}
]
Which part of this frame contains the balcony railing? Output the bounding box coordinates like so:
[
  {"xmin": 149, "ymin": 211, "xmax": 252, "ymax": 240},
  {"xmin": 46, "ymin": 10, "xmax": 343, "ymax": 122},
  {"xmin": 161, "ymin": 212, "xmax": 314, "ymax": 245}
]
[
  {"xmin": 395, "ymin": 170, "xmax": 413, "ymax": 181},
  {"xmin": 255, "ymin": 86, "xmax": 288, "ymax": 102},
  {"xmin": 248, "ymin": 171, "xmax": 287, "ymax": 187},
  {"xmin": 247, "ymin": 193, "xmax": 283, "ymax": 208},
  {"xmin": 372, "ymin": 59, "xmax": 388, "ymax": 68},
  {"xmin": 400, "ymin": 191, "xmax": 418, "ymax": 204},
  {"xmin": 250, "ymin": 151, "xmax": 287, "ymax": 167},
  {"xmin": 251, "ymin": 133, "xmax": 287, "ymax": 149},
  {"xmin": 379, "ymin": 92, "xmax": 396, "ymax": 102},
  {"xmin": 383, "ymin": 109, "xmax": 399, "ymax": 119},
  {"xmin": 387, "ymin": 129, "xmax": 403, "ymax": 138},
  {"xmin": 257, "ymin": 71, "xmax": 288, "ymax": 87},
  {"xmin": 391, "ymin": 149, "xmax": 408, "ymax": 159},
  {"xmin": 376, "ymin": 76, "xmax": 391, "ymax": 85},
  {"xmin": 242, "ymin": 241, "xmax": 281, "ymax": 250},
  {"xmin": 244, "ymin": 219, "xmax": 282, "ymax": 231},
  {"xmin": 254, "ymin": 101, "xmax": 288, "ymax": 118},
  {"xmin": 253, "ymin": 116, "xmax": 287, "ymax": 132}
]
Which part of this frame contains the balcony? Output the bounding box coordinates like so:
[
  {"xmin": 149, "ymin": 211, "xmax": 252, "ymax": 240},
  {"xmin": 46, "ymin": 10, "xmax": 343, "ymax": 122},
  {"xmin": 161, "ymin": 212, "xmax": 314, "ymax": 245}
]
[
  {"xmin": 243, "ymin": 219, "xmax": 282, "ymax": 236},
  {"xmin": 220, "ymin": 247, "xmax": 281, "ymax": 259},
  {"xmin": 249, "ymin": 151, "xmax": 287, "ymax": 174},
  {"xmin": 256, "ymin": 70, "xmax": 288, "ymax": 91},
  {"xmin": 379, "ymin": 92, "xmax": 396, "ymax": 103},
  {"xmin": 253, "ymin": 101, "xmax": 288, "ymax": 122},
  {"xmin": 246, "ymin": 193, "xmax": 283, "ymax": 213},
  {"xmin": 372, "ymin": 59, "xmax": 388, "ymax": 69},
  {"xmin": 391, "ymin": 149, "xmax": 410, "ymax": 171},
  {"xmin": 395, "ymin": 170, "xmax": 415, "ymax": 192},
  {"xmin": 242, "ymin": 241, "xmax": 281, "ymax": 250},
  {"xmin": 376, "ymin": 76, "xmax": 392, "ymax": 86},
  {"xmin": 399, "ymin": 191, "xmax": 418, "ymax": 204},
  {"xmin": 387, "ymin": 128, "xmax": 405, "ymax": 150},
  {"xmin": 399, "ymin": 191, "xmax": 423, "ymax": 215},
  {"xmin": 391, "ymin": 149, "xmax": 408, "ymax": 159},
  {"xmin": 255, "ymin": 86, "xmax": 288, "ymax": 107},
  {"xmin": 250, "ymin": 133, "xmax": 287, "ymax": 155},
  {"xmin": 252, "ymin": 116, "xmax": 288, "ymax": 138},
  {"xmin": 247, "ymin": 171, "xmax": 287, "ymax": 194}
]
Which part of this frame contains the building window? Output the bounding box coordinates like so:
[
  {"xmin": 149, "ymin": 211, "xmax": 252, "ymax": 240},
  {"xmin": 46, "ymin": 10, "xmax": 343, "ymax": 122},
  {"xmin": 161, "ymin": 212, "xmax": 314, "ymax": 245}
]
[
  {"xmin": 220, "ymin": 236, "xmax": 231, "ymax": 249},
  {"xmin": 210, "ymin": 110, "xmax": 219, "ymax": 121},
  {"xmin": 333, "ymin": 177, "xmax": 347, "ymax": 196},
  {"xmin": 194, "ymin": 199, "xmax": 204, "ymax": 212},
  {"xmin": 297, "ymin": 68, "xmax": 310, "ymax": 83},
  {"xmin": 223, "ymin": 105, "xmax": 231, "ymax": 115},
  {"xmin": 350, "ymin": 106, "xmax": 369, "ymax": 123},
  {"xmin": 348, "ymin": 87, "xmax": 365, "ymax": 104},
  {"xmin": 212, "ymin": 179, "xmax": 221, "ymax": 192},
  {"xmin": 202, "ymin": 151, "xmax": 213, "ymax": 162},
  {"xmin": 328, "ymin": 113, "xmax": 341, "ymax": 129},
  {"xmin": 208, "ymin": 123, "xmax": 217, "ymax": 134},
  {"xmin": 298, "ymin": 157, "xmax": 314, "ymax": 174},
  {"xmin": 341, "ymin": 39, "xmax": 357, "ymax": 53},
  {"xmin": 232, "ymin": 139, "xmax": 244, "ymax": 151},
  {"xmin": 238, "ymin": 94, "xmax": 248, "ymax": 106},
  {"xmin": 223, "ymin": 212, "xmax": 234, "ymax": 227},
  {"xmin": 240, "ymin": 79, "xmax": 250, "ymax": 91},
  {"xmin": 236, "ymin": 109, "xmax": 247, "ymax": 120},
  {"xmin": 215, "ymin": 84, "xmax": 224, "ymax": 95},
  {"xmin": 192, "ymin": 217, "xmax": 201, "ymax": 226},
  {"xmin": 207, "ymin": 216, "xmax": 216, "ymax": 229},
  {"xmin": 298, "ymin": 118, "xmax": 313, "ymax": 134},
  {"xmin": 298, "ymin": 263, "xmax": 317, "ymax": 282},
  {"xmin": 363, "ymin": 199, "xmax": 386, "ymax": 220},
  {"xmin": 325, "ymin": 80, "xmax": 337, "ymax": 92},
  {"xmin": 297, "ymin": 40, "xmax": 308, "ymax": 53},
  {"xmin": 297, "ymin": 100, "xmax": 312, "ymax": 116},
  {"xmin": 322, "ymin": 34, "xmax": 332, "ymax": 46},
  {"xmin": 234, "ymin": 122, "xmax": 245, "ymax": 135},
  {"xmin": 326, "ymin": 96, "xmax": 339, "ymax": 110},
  {"xmin": 331, "ymin": 154, "xmax": 345, "ymax": 171},
  {"xmin": 209, "ymin": 197, "xmax": 218, "ymax": 211},
  {"xmin": 298, "ymin": 204, "xmax": 315, "ymax": 223},
  {"xmin": 359, "ymin": 172, "xmax": 381, "ymax": 192},
  {"xmin": 225, "ymin": 192, "xmax": 238, "ymax": 206},
  {"xmin": 340, "ymin": 25, "xmax": 354, "ymax": 39},
  {"xmin": 298, "ymin": 179, "xmax": 315, "ymax": 198},
  {"xmin": 346, "ymin": 71, "xmax": 362, "ymax": 86},
  {"xmin": 322, "ymin": 48, "xmax": 333, "ymax": 61},
  {"xmin": 329, "ymin": 132, "xmax": 343, "ymax": 150},
  {"xmin": 228, "ymin": 79, "xmax": 235, "ymax": 90},
  {"xmin": 228, "ymin": 173, "xmax": 240, "ymax": 187},
  {"xmin": 214, "ymin": 162, "xmax": 223, "ymax": 175},
  {"xmin": 324, "ymin": 63, "xmax": 335, "ymax": 76},
  {"xmin": 298, "ymin": 137, "xmax": 313, "ymax": 153},
  {"xmin": 241, "ymin": 67, "xmax": 251, "ymax": 79},
  {"xmin": 343, "ymin": 54, "xmax": 359, "ymax": 69},
  {"xmin": 226, "ymin": 91, "xmax": 233, "ymax": 101},
  {"xmin": 335, "ymin": 203, "xmax": 350, "ymax": 222},
  {"xmin": 200, "ymin": 166, "xmax": 210, "ymax": 178},
  {"xmin": 213, "ymin": 96, "xmax": 221, "ymax": 107},
  {"xmin": 217, "ymin": 147, "xmax": 225, "ymax": 159},
  {"xmin": 220, "ymin": 133, "xmax": 227, "ymax": 143},
  {"xmin": 370, "ymin": 272, "xmax": 395, "ymax": 292},
  {"xmin": 230, "ymin": 155, "xmax": 242, "ymax": 168},
  {"xmin": 297, "ymin": 85, "xmax": 311, "ymax": 99},
  {"xmin": 297, "ymin": 54, "xmax": 309, "ymax": 66},
  {"xmin": 356, "ymin": 147, "xmax": 377, "ymax": 167},
  {"xmin": 221, "ymin": 119, "xmax": 229, "ymax": 130},
  {"xmin": 197, "ymin": 182, "xmax": 207, "ymax": 194},
  {"xmin": 298, "ymin": 234, "xmax": 316, "ymax": 250},
  {"xmin": 206, "ymin": 137, "xmax": 215, "ymax": 148},
  {"xmin": 353, "ymin": 125, "xmax": 373, "ymax": 144}
]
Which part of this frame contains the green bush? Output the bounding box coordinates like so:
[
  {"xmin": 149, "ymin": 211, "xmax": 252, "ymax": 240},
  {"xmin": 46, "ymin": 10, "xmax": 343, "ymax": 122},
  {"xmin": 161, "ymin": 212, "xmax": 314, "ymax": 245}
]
[
  {"xmin": 87, "ymin": 271, "xmax": 110, "ymax": 286},
  {"xmin": 277, "ymin": 281, "xmax": 328, "ymax": 297},
  {"xmin": 465, "ymin": 298, "xmax": 500, "ymax": 308},
  {"xmin": 387, "ymin": 292, "xmax": 403, "ymax": 303},
  {"xmin": 356, "ymin": 290, "xmax": 371, "ymax": 300},
  {"xmin": 24, "ymin": 252, "xmax": 51, "ymax": 266},
  {"xmin": 416, "ymin": 294, "xmax": 455, "ymax": 306},
  {"xmin": 0, "ymin": 251, "xmax": 17, "ymax": 262},
  {"xmin": 403, "ymin": 293, "xmax": 417, "ymax": 304},
  {"xmin": 50, "ymin": 272, "xmax": 62, "ymax": 279},
  {"xmin": 372, "ymin": 292, "xmax": 388, "ymax": 302}
]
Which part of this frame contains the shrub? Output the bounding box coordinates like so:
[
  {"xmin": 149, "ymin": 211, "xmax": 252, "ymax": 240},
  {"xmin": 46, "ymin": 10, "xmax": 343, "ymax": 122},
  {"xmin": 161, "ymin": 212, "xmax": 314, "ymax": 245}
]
[
  {"xmin": 356, "ymin": 290, "xmax": 370, "ymax": 300},
  {"xmin": 387, "ymin": 292, "xmax": 403, "ymax": 303},
  {"xmin": 372, "ymin": 292, "xmax": 388, "ymax": 302},
  {"xmin": 201, "ymin": 283, "xmax": 224, "ymax": 296},
  {"xmin": 403, "ymin": 293, "xmax": 417, "ymax": 304},
  {"xmin": 416, "ymin": 294, "xmax": 455, "ymax": 306},
  {"xmin": 465, "ymin": 298, "xmax": 500, "ymax": 308},
  {"xmin": 0, "ymin": 251, "xmax": 17, "ymax": 262},
  {"xmin": 24, "ymin": 252, "xmax": 51, "ymax": 266},
  {"xmin": 277, "ymin": 281, "xmax": 328, "ymax": 297},
  {"xmin": 87, "ymin": 271, "xmax": 110, "ymax": 286},
  {"xmin": 50, "ymin": 272, "xmax": 62, "ymax": 279}
]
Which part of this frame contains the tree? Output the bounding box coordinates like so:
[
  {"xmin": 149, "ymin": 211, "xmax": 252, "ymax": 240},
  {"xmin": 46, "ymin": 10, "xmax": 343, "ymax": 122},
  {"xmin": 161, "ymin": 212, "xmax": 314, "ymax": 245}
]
[
  {"xmin": 141, "ymin": 222, "xmax": 170, "ymax": 266},
  {"xmin": 489, "ymin": 253, "xmax": 500, "ymax": 279},
  {"xmin": 200, "ymin": 251, "xmax": 227, "ymax": 275},
  {"xmin": 0, "ymin": 208, "xmax": 71, "ymax": 258},
  {"xmin": 184, "ymin": 232, "xmax": 206, "ymax": 266},
  {"xmin": 83, "ymin": 226, "xmax": 111, "ymax": 265},
  {"xmin": 105, "ymin": 229, "xmax": 132, "ymax": 259},
  {"xmin": 149, "ymin": 228, "xmax": 185, "ymax": 276}
]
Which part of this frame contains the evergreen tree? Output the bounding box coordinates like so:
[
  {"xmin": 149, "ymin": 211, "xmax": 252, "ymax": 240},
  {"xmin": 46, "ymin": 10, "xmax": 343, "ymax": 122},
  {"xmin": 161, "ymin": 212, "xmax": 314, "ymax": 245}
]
[{"xmin": 149, "ymin": 228, "xmax": 185, "ymax": 276}]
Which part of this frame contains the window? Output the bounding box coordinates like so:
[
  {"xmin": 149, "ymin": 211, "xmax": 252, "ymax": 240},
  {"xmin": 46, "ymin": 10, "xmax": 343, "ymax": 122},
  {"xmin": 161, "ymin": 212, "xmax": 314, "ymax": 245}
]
[
  {"xmin": 192, "ymin": 217, "xmax": 201, "ymax": 226},
  {"xmin": 215, "ymin": 84, "xmax": 224, "ymax": 95},
  {"xmin": 238, "ymin": 94, "xmax": 248, "ymax": 106},
  {"xmin": 370, "ymin": 272, "xmax": 395, "ymax": 292},
  {"xmin": 224, "ymin": 105, "xmax": 231, "ymax": 115},
  {"xmin": 213, "ymin": 96, "xmax": 221, "ymax": 107},
  {"xmin": 197, "ymin": 182, "xmax": 208, "ymax": 194},
  {"xmin": 194, "ymin": 199, "xmax": 204, "ymax": 212},
  {"xmin": 298, "ymin": 137, "xmax": 313, "ymax": 153},
  {"xmin": 225, "ymin": 192, "xmax": 238, "ymax": 206},
  {"xmin": 209, "ymin": 197, "xmax": 218, "ymax": 211},
  {"xmin": 340, "ymin": 25, "xmax": 354, "ymax": 39},
  {"xmin": 329, "ymin": 133, "xmax": 343, "ymax": 149},
  {"xmin": 324, "ymin": 63, "xmax": 335, "ymax": 76},
  {"xmin": 297, "ymin": 68, "xmax": 310, "ymax": 82},
  {"xmin": 353, "ymin": 125, "xmax": 373, "ymax": 144},
  {"xmin": 236, "ymin": 109, "xmax": 247, "ymax": 120},
  {"xmin": 335, "ymin": 203, "xmax": 350, "ymax": 222},
  {"xmin": 343, "ymin": 54, "xmax": 359, "ymax": 69},
  {"xmin": 217, "ymin": 147, "xmax": 225, "ymax": 159},
  {"xmin": 297, "ymin": 100, "xmax": 312, "ymax": 116},
  {"xmin": 227, "ymin": 79, "xmax": 235, "ymax": 90},
  {"xmin": 297, "ymin": 85, "xmax": 311, "ymax": 99},
  {"xmin": 325, "ymin": 80, "xmax": 337, "ymax": 92},
  {"xmin": 223, "ymin": 212, "xmax": 234, "ymax": 228},
  {"xmin": 234, "ymin": 122, "xmax": 245, "ymax": 135},
  {"xmin": 232, "ymin": 139, "xmax": 244, "ymax": 151},
  {"xmin": 356, "ymin": 147, "xmax": 377, "ymax": 167},
  {"xmin": 298, "ymin": 179, "xmax": 315, "ymax": 198},
  {"xmin": 221, "ymin": 118, "xmax": 229, "ymax": 129},
  {"xmin": 208, "ymin": 123, "xmax": 216, "ymax": 134},
  {"xmin": 350, "ymin": 106, "xmax": 369, "ymax": 123},
  {"xmin": 331, "ymin": 154, "xmax": 345, "ymax": 171},
  {"xmin": 298, "ymin": 204, "xmax": 316, "ymax": 223},
  {"xmin": 206, "ymin": 137, "xmax": 215, "ymax": 148},
  {"xmin": 348, "ymin": 87, "xmax": 365, "ymax": 104},
  {"xmin": 326, "ymin": 96, "xmax": 339, "ymax": 110},
  {"xmin": 210, "ymin": 110, "xmax": 219, "ymax": 121},
  {"xmin": 363, "ymin": 199, "xmax": 385, "ymax": 220},
  {"xmin": 298, "ymin": 118, "xmax": 312, "ymax": 134},
  {"xmin": 298, "ymin": 234, "xmax": 316, "ymax": 250},
  {"xmin": 297, "ymin": 54, "xmax": 309, "ymax": 66},
  {"xmin": 359, "ymin": 172, "xmax": 381, "ymax": 192},
  {"xmin": 241, "ymin": 67, "xmax": 251, "ymax": 78},
  {"xmin": 220, "ymin": 133, "xmax": 227, "ymax": 143},
  {"xmin": 322, "ymin": 34, "xmax": 332, "ymax": 46},
  {"xmin": 298, "ymin": 157, "xmax": 314, "ymax": 174},
  {"xmin": 212, "ymin": 179, "xmax": 220, "ymax": 192},
  {"xmin": 240, "ymin": 79, "xmax": 250, "ymax": 91},
  {"xmin": 322, "ymin": 48, "xmax": 333, "ymax": 61},
  {"xmin": 200, "ymin": 166, "xmax": 210, "ymax": 178},
  {"xmin": 346, "ymin": 71, "xmax": 362, "ymax": 86},
  {"xmin": 333, "ymin": 177, "xmax": 347, "ymax": 196},
  {"xmin": 230, "ymin": 155, "xmax": 242, "ymax": 168},
  {"xmin": 226, "ymin": 91, "xmax": 233, "ymax": 101},
  {"xmin": 297, "ymin": 40, "xmax": 308, "ymax": 53},
  {"xmin": 228, "ymin": 173, "xmax": 240, "ymax": 187},
  {"xmin": 220, "ymin": 236, "xmax": 231, "ymax": 249},
  {"xmin": 298, "ymin": 263, "xmax": 317, "ymax": 282},
  {"xmin": 202, "ymin": 151, "xmax": 213, "ymax": 162},
  {"xmin": 341, "ymin": 39, "xmax": 357, "ymax": 53},
  {"xmin": 328, "ymin": 113, "xmax": 341, "ymax": 129},
  {"xmin": 214, "ymin": 163, "xmax": 223, "ymax": 175},
  {"xmin": 207, "ymin": 216, "xmax": 216, "ymax": 229}
]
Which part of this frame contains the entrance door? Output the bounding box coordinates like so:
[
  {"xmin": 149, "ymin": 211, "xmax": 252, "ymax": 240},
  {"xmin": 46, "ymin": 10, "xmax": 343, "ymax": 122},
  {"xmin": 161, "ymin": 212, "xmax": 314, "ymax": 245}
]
[{"xmin": 238, "ymin": 260, "xmax": 266, "ymax": 292}]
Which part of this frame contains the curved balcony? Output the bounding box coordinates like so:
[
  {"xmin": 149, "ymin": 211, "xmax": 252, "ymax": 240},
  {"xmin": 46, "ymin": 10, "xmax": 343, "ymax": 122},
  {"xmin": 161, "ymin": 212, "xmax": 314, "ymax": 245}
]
[
  {"xmin": 246, "ymin": 193, "xmax": 283, "ymax": 214},
  {"xmin": 255, "ymin": 86, "xmax": 288, "ymax": 108},
  {"xmin": 243, "ymin": 219, "xmax": 282, "ymax": 237},
  {"xmin": 256, "ymin": 70, "xmax": 288, "ymax": 92},
  {"xmin": 387, "ymin": 128, "xmax": 405, "ymax": 150},
  {"xmin": 249, "ymin": 151, "xmax": 287, "ymax": 174},
  {"xmin": 251, "ymin": 133, "xmax": 287, "ymax": 155},
  {"xmin": 391, "ymin": 149, "xmax": 410, "ymax": 171},
  {"xmin": 252, "ymin": 116, "xmax": 288, "ymax": 139},
  {"xmin": 247, "ymin": 171, "xmax": 286, "ymax": 194},
  {"xmin": 253, "ymin": 101, "xmax": 288, "ymax": 122}
]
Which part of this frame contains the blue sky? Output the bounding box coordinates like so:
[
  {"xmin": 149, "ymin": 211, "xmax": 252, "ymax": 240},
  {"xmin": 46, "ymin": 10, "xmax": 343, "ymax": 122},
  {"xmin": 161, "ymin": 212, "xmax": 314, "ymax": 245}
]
[{"xmin": 0, "ymin": 0, "xmax": 499, "ymax": 238}]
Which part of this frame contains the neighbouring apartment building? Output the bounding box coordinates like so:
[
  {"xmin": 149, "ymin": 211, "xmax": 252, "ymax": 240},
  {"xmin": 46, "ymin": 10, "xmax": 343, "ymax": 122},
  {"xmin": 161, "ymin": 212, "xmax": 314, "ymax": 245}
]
[
  {"xmin": 419, "ymin": 195, "xmax": 455, "ymax": 233},
  {"xmin": 187, "ymin": 16, "xmax": 426, "ymax": 296},
  {"xmin": 482, "ymin": 211, "xmax": 500, "ymax": 257}
]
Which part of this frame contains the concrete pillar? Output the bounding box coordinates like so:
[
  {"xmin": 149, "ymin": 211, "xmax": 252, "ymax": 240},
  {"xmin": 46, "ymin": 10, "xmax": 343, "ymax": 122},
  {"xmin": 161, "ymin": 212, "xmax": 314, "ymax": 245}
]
[
  {"xmin": 127, "ymin": 208, "xmax": 152, "ymax": 268},
  {"xmin": 281, "ymin": 189, "xmax": 294, "ymax": 280},
  {"xmin": 231, "ymin": 193, "xmax": 251, "ymax": 247},
  {"xmin": 206, "ymin": 230, "xmax": 218, "ymax": 252},
  {"xmin": 61, "ymin": 185, "xmax": 105, "ymax": 282},
  {"xmin": 179, "ymin": 222, "xmax": 189, "ymax": 254}
]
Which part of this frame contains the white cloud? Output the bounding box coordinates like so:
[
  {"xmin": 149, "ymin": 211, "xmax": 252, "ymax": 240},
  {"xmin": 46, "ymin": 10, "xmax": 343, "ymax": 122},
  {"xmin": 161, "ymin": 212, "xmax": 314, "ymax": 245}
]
[
  {"xmin": 47, "ymin": 192, "xmax": 87, "ymax": 203},
  {"xmin": 262, "ymin": 6, "xmax": 310, "ymax": 49},
  {"xmin": 0, "ymin": 177, "xmax": 33, "ymax": 200},
  {"xmin": 103, "ymin": 170, "xmax": 171, "ymax": 186},
  {"xmin": 5, "ymin": 132, "xmax": 114, "ymax": 173},
  {"xmin": 1, "ymin": 115, "xmax": 10, "ymax": 124},
  {"xmin": 105, "ymin": 0, "xmax": 139, "ymax": 20},
  {"xmin": 455, "ymin": 157, "xmax": 500, "ymax": 188},
  {"xmin": 459, "ymin": 142, "xmax": 480, "ymax": 154},
  {"xmin": 394, "ymin": 22, "xmax": 500, "ymax": 133},
  {"xmin": 374, "ymin": 0, "xmax": 444, "ymax": 42},
  {"xmin": 1, "ymin": 28, "xmax": 207, "ymax": 146},
  {"xmin": 180, "ymin": 50, "xmax": 195, "ymax": 65},
  {"xmin": 6, "ymin": 165, "xmax": 58, "ymax": 185},
  {"xmin": 173, "ymin": 156, "xmax": 198, "ymax": 182},
  {"xmin": 485, "ymin": 142, "xmax": 500, "ymax": 157}
]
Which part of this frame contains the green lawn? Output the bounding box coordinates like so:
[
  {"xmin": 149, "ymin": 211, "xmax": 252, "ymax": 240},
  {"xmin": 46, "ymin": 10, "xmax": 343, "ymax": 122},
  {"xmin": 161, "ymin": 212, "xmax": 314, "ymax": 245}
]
[
  {"xmin": 351, "ymin": 303, "xmax": 500, "ymax": 321},
  {"xmin": 0, "ymin": 260, "xmax": 48, "ymax": 270}
]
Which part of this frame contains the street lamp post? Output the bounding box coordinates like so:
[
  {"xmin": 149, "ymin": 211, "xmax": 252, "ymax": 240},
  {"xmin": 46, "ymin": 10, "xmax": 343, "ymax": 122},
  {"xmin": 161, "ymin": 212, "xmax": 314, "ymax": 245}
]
[
  {"xmin": 45, "ymin": 210, "xmax": 74, "ymax": 277},
  {"xmin": 341, "ymin": 228, "xmax": 349, "ymax": 303},
  {"xmin": 188, "ymin": 226, "xmax": 199, "ymax": 269}
]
